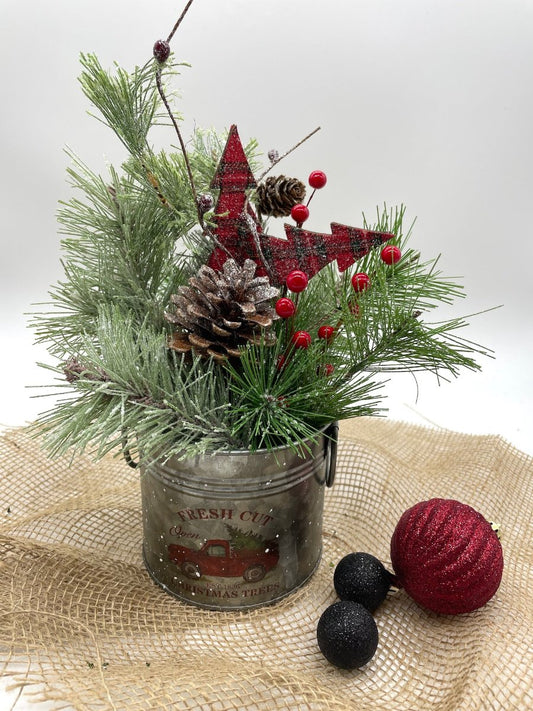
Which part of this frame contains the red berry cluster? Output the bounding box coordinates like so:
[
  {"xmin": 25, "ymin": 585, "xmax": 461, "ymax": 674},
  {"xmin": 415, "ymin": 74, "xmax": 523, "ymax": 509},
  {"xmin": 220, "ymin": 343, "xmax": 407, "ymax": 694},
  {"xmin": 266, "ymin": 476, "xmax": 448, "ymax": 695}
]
[
  {"xmin": 349, "ymin": 244, "xmax": 402, "ymax": 303},
  {"xmin": 290, "ymin": 170, "xmax": 328, "ymax": 227},
  {"xmin": 273, "ymin": 233, "xmax": 402, "ymax": 379},
  {"xmin": 274, "ymin": 269, "xmax": 335, "ymax": 377}
]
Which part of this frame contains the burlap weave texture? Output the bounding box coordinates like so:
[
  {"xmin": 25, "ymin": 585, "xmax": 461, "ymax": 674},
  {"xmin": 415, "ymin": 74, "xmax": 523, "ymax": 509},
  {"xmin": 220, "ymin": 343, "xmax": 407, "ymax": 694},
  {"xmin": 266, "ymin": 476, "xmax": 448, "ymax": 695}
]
[{"xmin": 0, "ymin": 418, "xmax": 531, "ymax": 710}]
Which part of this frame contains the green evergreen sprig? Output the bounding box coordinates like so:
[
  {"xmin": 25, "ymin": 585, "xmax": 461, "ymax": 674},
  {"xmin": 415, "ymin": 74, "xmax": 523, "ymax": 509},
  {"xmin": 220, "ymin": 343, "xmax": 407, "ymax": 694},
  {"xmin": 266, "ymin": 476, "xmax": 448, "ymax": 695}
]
[
  {"xmin": 226, "ymin": 338, "xmax": 384, "ymax": 452},
  {"xmin": 78, "ymin": 53, "xmax": 165, "ymax": 156},
  {"xmin": 36, "ymin": 306, "xmax": 234, "ymax": 462}
]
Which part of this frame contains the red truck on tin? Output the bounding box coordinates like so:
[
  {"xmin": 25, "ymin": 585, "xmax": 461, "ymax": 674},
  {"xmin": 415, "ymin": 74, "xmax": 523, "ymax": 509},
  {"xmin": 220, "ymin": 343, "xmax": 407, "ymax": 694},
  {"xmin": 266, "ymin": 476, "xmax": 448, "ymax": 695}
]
[{"xmin": 168, "ymin": 539, "xmax": 279, "ymax": 583}]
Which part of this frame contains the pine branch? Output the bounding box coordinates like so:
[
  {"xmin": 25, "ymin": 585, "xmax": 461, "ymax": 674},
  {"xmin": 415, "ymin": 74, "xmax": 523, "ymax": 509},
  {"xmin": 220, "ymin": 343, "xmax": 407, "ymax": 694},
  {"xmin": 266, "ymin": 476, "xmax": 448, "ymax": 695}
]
[
  {"xmin": 78, "ymin": 53, "xmax": 164, "ymax": 156},
  {"xmin": 225, "ymin": 338, "xmax": 383, "ymax": 452},
  {"xmin": 34, "ymin": 308, "xmax": 235, "ymax": 462}
]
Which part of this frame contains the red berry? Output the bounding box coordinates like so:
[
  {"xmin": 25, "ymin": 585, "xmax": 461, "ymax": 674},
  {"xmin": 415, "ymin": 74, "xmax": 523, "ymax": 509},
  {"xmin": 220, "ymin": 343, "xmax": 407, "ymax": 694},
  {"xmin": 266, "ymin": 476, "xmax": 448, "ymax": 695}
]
[
  {"xmin": 275, "ymin": 297, "xmax": 296, "ymax": 318},
  {"xmin": 290, "ymin": 204, "xmax": 310, "ymax": 224},
  {"xmin": 286, "ymin": 270, "xmax": 309, "ymax": 293},
  {"xmin": 308, "ymin": 170, "xmax": 327, "ymax": 189},
  {"xmin": 291, "ymin": 331, "xmax": 311, "ymax": 349},
  {"xmin": 381, "ymin": 245, "xmax": 402, "ymax": 265},
  {"xmin": 351, "ymin": 272, "xmax": 371, "ymax": 292},
  {"xmin": 322, "ymin": 363, "xmax": 335, "ymax": 376},
  {"xmin": 348, "ymin": 300, "xmax": 360, "ymax": 317},
  {"xmin": 153, "ymin": 40, "xmax": 171, "ymax": 63},
  {"xmin": 318, "ymin": 325, "xmax": 336, "ymax": 342},
  {"xmin": 276, "ymin": 354, "xmax": 287, "ymax": 371}
]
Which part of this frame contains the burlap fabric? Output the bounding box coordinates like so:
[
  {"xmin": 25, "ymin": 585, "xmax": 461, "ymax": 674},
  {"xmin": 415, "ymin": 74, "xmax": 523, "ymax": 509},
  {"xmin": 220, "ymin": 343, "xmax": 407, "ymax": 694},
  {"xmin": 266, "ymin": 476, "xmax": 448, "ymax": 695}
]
[{"xmin": 0, "ymin": 418, "xmax": 531, "ymax": 710}]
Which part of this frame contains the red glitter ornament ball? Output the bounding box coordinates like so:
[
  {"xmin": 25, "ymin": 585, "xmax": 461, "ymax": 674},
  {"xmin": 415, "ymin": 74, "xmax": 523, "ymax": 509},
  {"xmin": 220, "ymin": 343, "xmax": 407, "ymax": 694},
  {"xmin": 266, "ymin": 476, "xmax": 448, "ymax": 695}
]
[
  {"xmin": 351, "ymin": 272, "xmax": 371, "ymax": 293},
  {"xmin": 275, "ymin": 297, "xmax": 296, "ymax": 318},
  {"xmin": 390, "ymin": 498, "xmax": 504, "ymax": 615},
  {"xmin": 290, "ymin": 203, "xmax": 310, "ymax": 224},
  {"xmin": 381, "ymin": 245, "xmax": 402, "ymax": 265},
  {"xmin": 286, "ymin": 270, "xmax": 309, "ymax": 293},
  {"xmin": 309, "ymin": 170, "xmax": 327, "ymax": 189},
  {"xmin": 291, "ymin": 331, "xmax": 312, "ymax": 349}
]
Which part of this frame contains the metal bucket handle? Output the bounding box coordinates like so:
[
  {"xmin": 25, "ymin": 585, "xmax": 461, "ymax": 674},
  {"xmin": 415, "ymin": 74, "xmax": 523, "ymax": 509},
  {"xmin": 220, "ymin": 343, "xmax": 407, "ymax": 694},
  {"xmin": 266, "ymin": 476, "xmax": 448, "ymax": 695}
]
[
  {"xmin": 122, "ymin": 431, "xmax": 139, "ymax": 469},
  {"xmin": 324, "ymin": 421, "xmax": 339, "ymax": 488}
]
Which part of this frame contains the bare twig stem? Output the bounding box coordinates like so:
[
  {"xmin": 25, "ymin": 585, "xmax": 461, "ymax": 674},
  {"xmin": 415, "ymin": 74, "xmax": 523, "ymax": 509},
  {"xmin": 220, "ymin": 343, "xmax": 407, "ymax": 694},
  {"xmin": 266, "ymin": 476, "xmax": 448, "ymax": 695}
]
[
  {"xmin": 167, "ymin": 0, "xmax": 196, "ymax": 43},
  {"xmin": 258, "ymin": 126, "xmax": 321, "ymax": 181},
  {"xmin": 240, "ymin": 203, "xmax": 276, "ymax": 282},
  {"xmin": 155, "ymin": 69, "xmax": 204, "ymax": 228}
]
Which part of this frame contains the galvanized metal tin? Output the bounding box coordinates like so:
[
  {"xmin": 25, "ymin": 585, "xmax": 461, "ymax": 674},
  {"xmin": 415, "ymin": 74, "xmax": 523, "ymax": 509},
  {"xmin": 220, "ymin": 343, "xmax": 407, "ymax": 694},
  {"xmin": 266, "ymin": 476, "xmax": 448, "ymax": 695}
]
[{"xmin": 141, "ymin": 423, "xmax": 338, "ymax": 610}]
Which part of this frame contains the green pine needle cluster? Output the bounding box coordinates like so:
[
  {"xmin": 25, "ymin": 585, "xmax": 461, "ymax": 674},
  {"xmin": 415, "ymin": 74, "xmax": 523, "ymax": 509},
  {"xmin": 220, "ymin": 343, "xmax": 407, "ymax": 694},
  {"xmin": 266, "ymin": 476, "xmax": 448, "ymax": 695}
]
[{"xmin": 31, "ymin": 54, "xmax": 491, "ymax": 464}]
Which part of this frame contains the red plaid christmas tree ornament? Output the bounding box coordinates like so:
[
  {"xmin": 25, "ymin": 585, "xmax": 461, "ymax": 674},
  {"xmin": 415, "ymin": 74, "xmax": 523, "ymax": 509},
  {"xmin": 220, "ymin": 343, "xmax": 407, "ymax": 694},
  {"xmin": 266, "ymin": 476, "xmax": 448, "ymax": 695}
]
[{"xmin": 207, "ymin": 125, "xmax": 394, "ymax": 286}]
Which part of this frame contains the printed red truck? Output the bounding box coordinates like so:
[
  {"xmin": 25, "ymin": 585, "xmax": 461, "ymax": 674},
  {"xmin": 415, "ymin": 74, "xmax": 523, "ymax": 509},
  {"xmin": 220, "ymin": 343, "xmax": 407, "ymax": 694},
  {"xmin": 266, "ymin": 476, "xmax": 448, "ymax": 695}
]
[{"xmin": 168, "ymin": 539, "xmax": 279, "ymax": 582}]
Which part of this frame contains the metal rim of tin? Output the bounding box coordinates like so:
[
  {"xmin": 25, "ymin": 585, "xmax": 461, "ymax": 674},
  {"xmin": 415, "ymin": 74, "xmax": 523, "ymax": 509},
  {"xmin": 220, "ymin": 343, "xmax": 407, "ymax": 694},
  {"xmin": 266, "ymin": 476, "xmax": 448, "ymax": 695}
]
[
  {"xmin": 147, "ymin": 421, "xmax": 338, "ymax": 489},
  {"xmin": 125, "ymin": 422, "xmax": 338, "ymax": 488}
]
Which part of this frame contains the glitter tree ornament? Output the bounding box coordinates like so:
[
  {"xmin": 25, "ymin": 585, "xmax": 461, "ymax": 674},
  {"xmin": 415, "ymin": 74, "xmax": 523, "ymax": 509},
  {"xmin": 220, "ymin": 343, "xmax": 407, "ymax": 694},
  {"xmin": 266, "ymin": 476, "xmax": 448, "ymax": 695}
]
[{"xmin": 206, "ymin": 126, "xmax": 394, "ymax": 286}]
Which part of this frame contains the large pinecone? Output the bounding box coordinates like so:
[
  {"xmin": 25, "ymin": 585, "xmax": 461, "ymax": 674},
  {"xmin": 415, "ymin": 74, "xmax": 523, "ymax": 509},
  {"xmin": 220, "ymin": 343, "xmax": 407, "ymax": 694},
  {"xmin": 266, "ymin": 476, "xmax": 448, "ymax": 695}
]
[
  {"xmin": 255, "ymin": 175, "xmax": 306, "ymax": 218},
  {"xmin": 166, "ymin": 259, "xmax": 280, "ymax": 361}
]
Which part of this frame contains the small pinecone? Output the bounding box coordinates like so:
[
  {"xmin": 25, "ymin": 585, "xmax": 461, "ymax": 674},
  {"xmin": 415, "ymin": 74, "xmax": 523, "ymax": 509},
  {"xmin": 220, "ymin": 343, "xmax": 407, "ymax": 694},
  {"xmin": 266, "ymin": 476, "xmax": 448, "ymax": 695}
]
[
  {"xmin": 197, "ymin": 192, "xmax": 214, "ymax": 213},
  {"xmin": 255, "ymin": 176, "xmax": 306, "ymax": 218},
  {"xmin": 64, "ymin": 357, "xmax": 107, "ymax": 383},
  {"xmin": 166, "ymin": 259, "xmax": 279, "ymax": 361},
  {"xmin": 153, "ymin": 40, "xmax": 171, "ymax": 64}
]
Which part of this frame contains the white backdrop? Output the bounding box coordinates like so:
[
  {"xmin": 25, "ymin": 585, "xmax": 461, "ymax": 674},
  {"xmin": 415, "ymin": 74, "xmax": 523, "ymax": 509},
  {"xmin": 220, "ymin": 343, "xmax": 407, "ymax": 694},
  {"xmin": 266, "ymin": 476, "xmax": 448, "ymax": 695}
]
[
  {"xmin": 0, "ymin": 2, "xmax": 533, "ymax": 707},
  {"xmin": 1, "ymin": 0, "xmax": 532, "ymax": 454}
]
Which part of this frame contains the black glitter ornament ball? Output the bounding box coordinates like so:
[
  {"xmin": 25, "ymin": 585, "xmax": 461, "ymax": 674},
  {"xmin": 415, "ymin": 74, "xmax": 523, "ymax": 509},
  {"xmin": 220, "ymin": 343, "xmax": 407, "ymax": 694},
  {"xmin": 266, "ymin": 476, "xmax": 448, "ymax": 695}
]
[
  {"xmin": 317, "ymin": 601, "xmax": 378, "ymax": 669},
  {"xmin": 334, "ymin": 552, "xmax": 392, "ymax": 612}
]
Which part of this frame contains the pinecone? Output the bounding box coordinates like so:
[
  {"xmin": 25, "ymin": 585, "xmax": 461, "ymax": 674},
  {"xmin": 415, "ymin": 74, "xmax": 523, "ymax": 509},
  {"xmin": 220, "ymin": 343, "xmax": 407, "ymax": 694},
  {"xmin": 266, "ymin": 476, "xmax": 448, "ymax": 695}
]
[
  {"xmin": 166, "ymin": 259, "xmax": 280, "ymax": 361},
  {"xmin": 64, "ymin": 357, "xmax": 108, "ymax": 383},
  {"xmin": 255, "ymin": 175, "xmax": 306, "ymax": 218}
]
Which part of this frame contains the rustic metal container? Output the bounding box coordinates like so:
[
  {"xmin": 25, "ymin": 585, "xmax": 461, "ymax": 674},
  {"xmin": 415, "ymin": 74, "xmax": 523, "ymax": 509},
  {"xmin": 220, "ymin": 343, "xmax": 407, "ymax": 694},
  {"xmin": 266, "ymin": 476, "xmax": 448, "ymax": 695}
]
[{"xmin": 140, "ymin": 423, "xmax": 338, "ymax": 610}]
